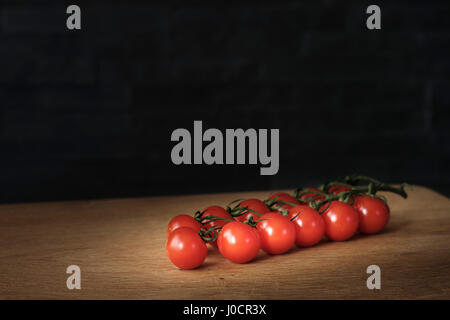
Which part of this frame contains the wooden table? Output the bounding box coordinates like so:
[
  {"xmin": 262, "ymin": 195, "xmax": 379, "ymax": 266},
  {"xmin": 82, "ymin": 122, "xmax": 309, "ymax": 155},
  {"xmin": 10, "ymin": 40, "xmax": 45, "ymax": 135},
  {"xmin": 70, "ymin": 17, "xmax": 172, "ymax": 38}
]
[{"xmin": 1, "ymin": 185, "xmax": 449, "ymax": 299}]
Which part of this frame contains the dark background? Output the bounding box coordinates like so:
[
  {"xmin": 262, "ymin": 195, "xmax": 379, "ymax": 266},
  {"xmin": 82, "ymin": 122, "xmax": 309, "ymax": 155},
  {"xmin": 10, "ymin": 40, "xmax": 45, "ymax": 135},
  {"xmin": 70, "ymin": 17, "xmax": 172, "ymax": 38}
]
[{"xmin": 0, "ymin": 0, "xmax": 449, "ymax": 204}]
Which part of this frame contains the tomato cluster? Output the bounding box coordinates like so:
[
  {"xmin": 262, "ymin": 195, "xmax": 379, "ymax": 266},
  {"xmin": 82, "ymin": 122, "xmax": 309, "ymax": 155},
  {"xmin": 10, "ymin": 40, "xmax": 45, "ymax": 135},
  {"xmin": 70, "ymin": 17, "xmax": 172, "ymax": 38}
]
[{"xmin": 166, "ymin": 176, "xmax": 408, "ymax": 269}]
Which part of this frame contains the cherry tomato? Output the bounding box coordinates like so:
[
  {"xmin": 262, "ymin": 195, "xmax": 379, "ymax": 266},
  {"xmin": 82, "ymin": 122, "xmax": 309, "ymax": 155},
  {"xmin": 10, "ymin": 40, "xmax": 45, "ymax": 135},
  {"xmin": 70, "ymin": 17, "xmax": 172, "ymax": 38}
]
[
  {"xmin": 328, "ymin": 185, "xmax": 352, "ymax": 195},
  {"xmin": 322, "ymin": 201, "xmax": 359, "ymax": 241},
  {"xmin": 166, "ymin": 227, "xmax": 207, "ymax": 269},
  {"xmin": 299, "ymin": 187, "xmax": 326, "ymax": 202},
  {"xmin": 269, "ymin": 192, "xmax": 301, "ymax": 212},
  {"xmin": 288, "ymin": 205, "xmax": 325, "ymax": 247},
  {"xmin": 327, "ymin": 185, "xmax": 355, "ymax": 203},
  {"xmin": 257, "ymin": 212, "xmax": 296, "ymax": 254},
  {"xmin": 166, "ymin": 214, "xmax": 202, "ymax": 237},
  {"xmin": 234, "ymin": 199, "xmax": 269, "ymax": 223},
  {"xmin": 200, "ymin": 205, "xmax": 233, "ymax": 247},
  {"xmin": 217, "ymin": 222, "xmax": 261, "ymax": 263},
  {"xmin": 353, "ymin": 196, "xmax": 390, "ymax": 234}
]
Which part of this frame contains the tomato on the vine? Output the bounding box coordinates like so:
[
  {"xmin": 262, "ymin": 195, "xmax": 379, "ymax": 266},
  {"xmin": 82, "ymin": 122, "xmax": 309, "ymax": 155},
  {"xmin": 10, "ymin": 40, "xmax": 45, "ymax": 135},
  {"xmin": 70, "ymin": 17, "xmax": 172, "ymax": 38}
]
[
  {"xmin": 234, "ymin": 199, "xmax": 269, "ymax": 222},
  {"xmin": 166, "ymin": 214, "xmax": 202, "ymax": 237},
  {"xmin": 327, "ymin": 185, "xmax": 355, "ymax": 203},
  {"xmin": 199, "ymin": 205, "xmax": 233, "ymax": 247},
  {"xmin": 353, "ymin": 196, "xmax": 390, "ymax": 234},
  {"xmin": 322, "ymin": 201, "xmax": 359, "ymax": 241},
  {"xmin": 299, "ymin": 187, "xmax": 326, "ymax": 202},
  {"xmin": 328, "ymin": 185, "xmax": 352, "ymax": 195},
  {"xmin": 257, "ymin": 212, "xmax": 296, "ymax": 254},
  {"xmin": 268, "ymin": 192, "xmax": 301, "ymax": 212},
  {"xmin": 217, "ymin": 222, "xmax": 261, "ymax": 263},
  {"xmin": 166, "ymin": 227, "xmax": 207, "ymax": 269},
  {"xmin": 288, "ymin": 205, "xmax": 325, "ymax": 247}
]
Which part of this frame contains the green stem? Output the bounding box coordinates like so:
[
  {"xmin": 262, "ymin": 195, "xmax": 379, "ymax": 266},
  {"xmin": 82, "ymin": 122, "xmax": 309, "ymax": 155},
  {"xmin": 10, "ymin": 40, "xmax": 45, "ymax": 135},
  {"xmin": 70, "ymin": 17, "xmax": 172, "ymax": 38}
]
[
  {"xmin": 227, "ymin": 204, "xmax": 264, "ymax": 218},
  {"xmin": 345, "ymin": 175, "xmax": 383, "ymax": 186},
  {"xmin": 197, "ymin": 214, "xmax": 236, "ymax": 224},
  {"xmin": 198, "ymin": 226, "xmax": 222, "ymax": 242}
]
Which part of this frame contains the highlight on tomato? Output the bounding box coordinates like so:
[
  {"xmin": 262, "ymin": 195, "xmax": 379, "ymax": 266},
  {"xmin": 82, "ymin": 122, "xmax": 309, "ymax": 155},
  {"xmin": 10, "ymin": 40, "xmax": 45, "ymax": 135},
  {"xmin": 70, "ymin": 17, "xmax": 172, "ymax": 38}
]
[
  {"xmin": 217, "ymin": 222, "xmax": 261, "ymax": 263},
  {"xmin": 257, "ymin": 212, "xmax": 296, "ymax": 254},
  {"xmin": 199, "ymin": 205, "xmax": 233, "ymax": 247},
  {"xmin": 353, "ymin": 196, "xmax": 390, "ymax": 234},
  {"xmin": 234, "ymin": 198, "xmax": 269, "ymax": 222},
  {"xmin": 166, "ymin": 214, "xmax": 202, "ymax": 237},
  {"xmin": 268, "ymin": 192, "xmax": 301, "ymax": 212},
  {"xmin": 166, "ymin": 227, "xmax": 207, "ymax": 269},
  {"xmin": 256, "ymin": 212, "xmax": 295, "ymax": 254},
  {"xmin": 321, "ymin": 201, "xmax": 359, "ymax": 241},
  {"xmin": 288, "ymin": 205, "xmax": 325, "ymax": 247}
]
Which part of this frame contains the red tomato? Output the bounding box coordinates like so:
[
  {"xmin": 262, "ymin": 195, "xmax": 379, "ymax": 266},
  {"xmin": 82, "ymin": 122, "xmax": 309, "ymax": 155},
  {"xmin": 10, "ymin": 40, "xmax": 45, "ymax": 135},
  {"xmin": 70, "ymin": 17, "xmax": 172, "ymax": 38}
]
[
  {"xmin": 288, "ymin": 205, "xmax": 325, "ymax": 247},
  {"xmin": 299, "ymin": 187, "xmax": 326, "ymax": 202},
  {"xmin": 166, "ymin": 227, "xmax": 207, "ymax": 269},
  {"xmin": 166, "ymin": 214, "xmax": 202, "ymax": 237},
  {"xmin": 269, "ymin": 192, "xmax": 301, "ymax": 212},
  {"xmin": 257, "ymin": 212, "xmax": 296, "ymax": 254},
  {"xmin": 328, "ymin": 185, "xmax": 352, "ymax": 195},
  {"xmin": 328, "ymin": 185, "xmax": 355, "ymax": 204},
  {"xmin": 200, "ymin": 205, "xmax": 233, "ymax": 247},
  {"xmin": 322, "ymin": 201, "xmax": 359, "ymax": 241},
  {"xmin": 234, "ymin": 199, "xmax": 269, "ymax": 222},
  {"xmin": 217, "ymin": 222, "xmax": 261, "ymax": 263},
  {"xmin": 353, "ymin": 196, "xmax": 390, "ymax": 234}
]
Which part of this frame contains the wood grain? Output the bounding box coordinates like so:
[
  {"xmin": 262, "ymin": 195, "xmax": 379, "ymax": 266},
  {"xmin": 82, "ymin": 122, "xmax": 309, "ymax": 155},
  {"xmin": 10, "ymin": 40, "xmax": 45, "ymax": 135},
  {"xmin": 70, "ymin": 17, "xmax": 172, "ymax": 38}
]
[{"xmin": 0, "ymin": 186, "xmax": 449, "ymax": 300}]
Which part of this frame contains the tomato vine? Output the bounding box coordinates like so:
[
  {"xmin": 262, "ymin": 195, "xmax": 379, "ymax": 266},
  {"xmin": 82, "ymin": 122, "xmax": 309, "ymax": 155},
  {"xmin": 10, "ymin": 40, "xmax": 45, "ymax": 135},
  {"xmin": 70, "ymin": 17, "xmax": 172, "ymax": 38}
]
[{"xmin": 166, "ymin": 174, "xmax": 411, "ymax": 268}]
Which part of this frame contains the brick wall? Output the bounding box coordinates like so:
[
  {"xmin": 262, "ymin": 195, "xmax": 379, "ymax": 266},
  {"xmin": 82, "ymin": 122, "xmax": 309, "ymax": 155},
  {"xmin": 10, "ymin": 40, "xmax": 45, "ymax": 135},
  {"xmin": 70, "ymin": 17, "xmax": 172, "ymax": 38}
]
[{"xmin": 0, "ymin": 0, "xmax": 449, "ymax": 203}]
